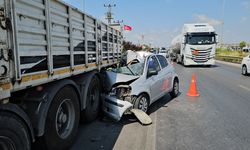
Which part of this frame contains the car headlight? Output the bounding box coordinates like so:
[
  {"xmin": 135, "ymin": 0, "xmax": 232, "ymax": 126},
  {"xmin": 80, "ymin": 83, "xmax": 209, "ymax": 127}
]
[{"xmin": 109, "ymin": 85, "xmax": 132, "ymax": 99}]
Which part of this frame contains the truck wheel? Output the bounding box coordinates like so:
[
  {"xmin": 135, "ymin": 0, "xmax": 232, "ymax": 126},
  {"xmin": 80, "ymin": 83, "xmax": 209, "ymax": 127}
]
[
  {"xmin": 81, "ymin": 76, "xmax": 100, "ymax": 122},
  {"xmin": 43, "ymin": 86, "xmax": 80, "ymax": 150},
  {"xmin": 134, "ymin": 94, "xmax": 149, "ymax": 113},
  {"xmin": 181, "ymin": 56, "xmax": 185, "ymax": 66},
  {"xmin": 0, "ymin": 112, "xmax": 31, "ymax": 150},
  {"xmin": 242, "ymin": 65, "xmax": 248, "ymax": 75},
  {"xmin": 170, "ymin": 79, "xmax": 179, "ymax": 98}
]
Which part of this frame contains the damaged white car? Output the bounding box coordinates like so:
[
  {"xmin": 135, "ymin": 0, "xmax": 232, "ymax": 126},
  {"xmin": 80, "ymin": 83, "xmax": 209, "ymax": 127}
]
[{"xmin": 102, "ymin": 51, "xmax": 179, "ymax": 121}]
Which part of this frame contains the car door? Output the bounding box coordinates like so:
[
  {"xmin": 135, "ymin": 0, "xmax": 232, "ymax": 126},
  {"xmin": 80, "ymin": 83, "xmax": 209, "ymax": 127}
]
[
  {"xmin": 247, "ymin": 55, "xmax": 250, "ymax": 72},
  {"xmin": 156, "ymin": 55, "xmax": 173, "ymax": 95},
  {"xmin": 146, "ymin": 56, "xmax": 163, "ymax": 102}
]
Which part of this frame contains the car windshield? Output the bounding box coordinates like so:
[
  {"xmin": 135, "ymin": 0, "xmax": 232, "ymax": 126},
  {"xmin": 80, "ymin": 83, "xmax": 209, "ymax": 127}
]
[
  {"xmin": 187, "ymin": 33, "xmax": 216, "ymax": 45},
  {"xmin": 112, "ymin": 62, "xmax": 144, "ymax": 76}
]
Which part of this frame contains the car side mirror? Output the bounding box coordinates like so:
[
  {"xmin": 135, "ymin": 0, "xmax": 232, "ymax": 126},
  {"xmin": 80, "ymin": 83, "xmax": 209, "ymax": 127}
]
[
  {"xmin": 182, "ymin": 36, "xmax": 186, "ymax": 44},
  {"xmin": 147, "ymin": 69, "xmax": 158, "ymax": 77}
]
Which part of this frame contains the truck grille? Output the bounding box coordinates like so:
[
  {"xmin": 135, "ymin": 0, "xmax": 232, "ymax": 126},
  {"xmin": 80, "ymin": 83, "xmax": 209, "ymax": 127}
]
[{"xmin": 191, "ymin": 48, "xmax": 212, "ymax": 63}]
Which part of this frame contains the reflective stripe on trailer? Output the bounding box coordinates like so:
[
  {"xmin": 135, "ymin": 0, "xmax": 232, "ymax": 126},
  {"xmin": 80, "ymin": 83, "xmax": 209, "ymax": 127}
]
[{"xmin": 0, "ymin": 83, "xmax": 12, "ymax": 91}]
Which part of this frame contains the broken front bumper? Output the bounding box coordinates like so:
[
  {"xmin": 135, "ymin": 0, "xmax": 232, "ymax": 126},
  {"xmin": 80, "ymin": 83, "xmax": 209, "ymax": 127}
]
[{"xmin": 102, "ymin": 95, "xmax": 133, "ymax": 121}]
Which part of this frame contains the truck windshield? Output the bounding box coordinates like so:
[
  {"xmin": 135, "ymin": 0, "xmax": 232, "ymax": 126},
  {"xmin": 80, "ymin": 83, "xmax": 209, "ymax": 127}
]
[{"xmin": 187, "ymin": 33, "xmax": 216, "ymax": 45}]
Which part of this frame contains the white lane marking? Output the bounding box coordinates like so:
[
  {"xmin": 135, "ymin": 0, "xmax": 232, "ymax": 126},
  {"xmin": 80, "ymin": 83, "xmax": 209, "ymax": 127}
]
[
  {"xmin": 145, "ymin": 111, "xmax": 157, "ymax": 150},
  {"xmin": 238, "ymin": 85, "xmax": 250, "ymax": 92}
]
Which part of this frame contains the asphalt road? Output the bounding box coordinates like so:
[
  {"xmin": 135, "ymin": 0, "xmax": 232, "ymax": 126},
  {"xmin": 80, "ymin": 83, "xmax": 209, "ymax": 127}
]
[{"xmin": 71, "ymin": 61, "xmax": 250, "ymax": 150}]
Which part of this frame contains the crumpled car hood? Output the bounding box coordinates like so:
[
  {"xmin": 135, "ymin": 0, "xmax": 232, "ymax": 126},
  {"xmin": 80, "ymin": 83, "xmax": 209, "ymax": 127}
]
[{"xmin": 104, "ymin": 71, "xmax": 139, "ymax": 90}]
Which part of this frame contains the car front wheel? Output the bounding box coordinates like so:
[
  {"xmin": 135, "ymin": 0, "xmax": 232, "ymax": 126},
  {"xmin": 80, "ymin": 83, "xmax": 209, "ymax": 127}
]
[{"xmin": 134, "ymin": 94, "xmax": 149, "ymax": 113}]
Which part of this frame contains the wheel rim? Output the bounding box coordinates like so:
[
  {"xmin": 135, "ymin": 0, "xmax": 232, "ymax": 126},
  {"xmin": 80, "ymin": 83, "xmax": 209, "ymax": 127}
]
[
  {"xmin": 138, "ymin": 97, "xmax": 148, "ymax": 112},
  {"xmin": 242, "ymin": 66, "xmax": 247, "ymax": 74},
  {"xmin": 0, "ymin": 136, "xmax": 16, "ymax": 150},
  {"xmin": 55, "ymin": 99, "xmax": 75, "ymax": 139},
  {"xmin": 89, "ymin": 84, "xmax": 99, "ymax": 112},
  {"xmin": 174, "ymin": 81, "xmax": 179, "ymax": 95}
]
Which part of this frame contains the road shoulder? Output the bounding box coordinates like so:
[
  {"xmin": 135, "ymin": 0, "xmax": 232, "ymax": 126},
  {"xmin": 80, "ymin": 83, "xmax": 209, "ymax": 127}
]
[{"xmin": 215, "ymin": 60, "xmax": 241, "ymax": 68}]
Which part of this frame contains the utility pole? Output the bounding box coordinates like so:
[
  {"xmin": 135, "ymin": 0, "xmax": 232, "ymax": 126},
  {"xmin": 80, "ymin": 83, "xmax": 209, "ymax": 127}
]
[
  {"xmin": 141, "ymin": 34, "xmax": 145, "ymax": 45},
  {"xmin": 104, "ymin": 4, "xmax": 116, "ymax": 24},
  {"xmin": 221, "ymin": 0, "xmax": 226, "ymax": 47}
]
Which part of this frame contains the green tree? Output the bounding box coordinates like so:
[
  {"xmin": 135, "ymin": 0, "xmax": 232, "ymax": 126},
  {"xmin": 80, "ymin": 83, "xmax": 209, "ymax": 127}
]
[
  {"xmin": 142, "ymin": 44, "xmax": 151, "ymax": 51},
  {"xmin": 239, "ymin": 41, "xmax": 247, "ymax": 49},
  {"xmin": 122, "ymin": 41, "xmax": 142, "ymax": 51}
]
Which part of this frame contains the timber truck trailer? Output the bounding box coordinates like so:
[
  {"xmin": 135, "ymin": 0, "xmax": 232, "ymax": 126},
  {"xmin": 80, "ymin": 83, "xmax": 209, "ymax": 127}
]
[{"xmin": 0, "ymin": 0, "xmax": 122, "ymax": 149}]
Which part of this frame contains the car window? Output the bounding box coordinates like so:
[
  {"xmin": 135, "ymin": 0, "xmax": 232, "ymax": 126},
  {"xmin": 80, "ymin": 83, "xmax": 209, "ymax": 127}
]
[
  {"xmin": 147, "ymin": 56, "xmax": 161, "ymax": 73},
  {"xmin": 156, "ymin": 55, "xmax": 168, "ymax": 68}
]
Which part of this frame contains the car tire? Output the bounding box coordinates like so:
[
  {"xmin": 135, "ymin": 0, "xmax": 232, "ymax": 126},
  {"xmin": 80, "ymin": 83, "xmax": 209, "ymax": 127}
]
[
  {"xmin": 42, "ymin": 86, "xmax": 80, "ymax": 150},
  {"xmin": 170, "ymin": 79, "xmax": 179, "ymax": 98},
  {"xmin": 81, "ymin": 76, "xmax": 100, "ymax": 123},
  {"xmin": 134, "ymin": 94, "xmax": 149, "ymax": 113},
  {"xmin": 0, "ymin": 111, "xmax": 31, "ymax": 150},
  {"xmin": 242, "ymin": 65, "xmax": 248, "ymax": 75}
]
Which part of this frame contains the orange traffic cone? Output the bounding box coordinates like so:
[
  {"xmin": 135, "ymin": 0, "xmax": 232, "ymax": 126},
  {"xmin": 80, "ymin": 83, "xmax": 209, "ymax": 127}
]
[{"xmin": 187, "ymin": 74, "xmax": 200, "ymax": 97}]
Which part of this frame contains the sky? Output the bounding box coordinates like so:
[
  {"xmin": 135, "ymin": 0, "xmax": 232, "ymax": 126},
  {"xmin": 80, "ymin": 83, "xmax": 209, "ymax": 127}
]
[{"xmin": 63, "ymin": 0, "xmax": 250, "ymax": 47}]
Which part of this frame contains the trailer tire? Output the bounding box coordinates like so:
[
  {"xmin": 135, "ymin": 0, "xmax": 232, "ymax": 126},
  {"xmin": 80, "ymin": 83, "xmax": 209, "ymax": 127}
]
[
  {"xmin": 81, "ymin": 76, "xmax": 101, "ymax": 122},
  {"xmin": 42, "ymin": 86, "xmax": 80, "ymax": 150},
  {"xmin": 0, "ymin": 111, "xmax": 31, "ymax": 150}
]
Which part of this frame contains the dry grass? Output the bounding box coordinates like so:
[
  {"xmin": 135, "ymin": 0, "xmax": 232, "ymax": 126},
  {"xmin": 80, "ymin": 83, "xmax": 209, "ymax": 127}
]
[{"xmin": 216, "ymin": 48, "xmax": 248, "ymax": 57}]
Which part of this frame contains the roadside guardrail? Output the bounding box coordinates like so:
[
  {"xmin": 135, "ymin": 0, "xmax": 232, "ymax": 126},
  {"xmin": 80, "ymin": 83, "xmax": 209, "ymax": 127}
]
[{"xmin": 215, "ymin": 55, "xmax": 243, "ymax": 64}]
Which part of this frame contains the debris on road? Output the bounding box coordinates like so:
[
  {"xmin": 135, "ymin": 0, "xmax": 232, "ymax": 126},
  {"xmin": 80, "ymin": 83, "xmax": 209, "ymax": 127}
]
[{"xmin": 131, "ymin": 109, "xmax": 152, "ymax": 125}]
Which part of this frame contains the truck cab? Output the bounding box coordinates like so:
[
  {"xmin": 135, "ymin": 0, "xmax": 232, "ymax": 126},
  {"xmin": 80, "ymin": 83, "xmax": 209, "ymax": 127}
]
[{"xmin": 178, "ymin": 24, "xmax": 218, "ymax": 66}]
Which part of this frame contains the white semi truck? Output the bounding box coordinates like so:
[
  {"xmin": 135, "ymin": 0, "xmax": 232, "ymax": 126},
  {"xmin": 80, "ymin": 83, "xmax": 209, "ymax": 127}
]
[
  {"xmin": 172, "ymin": 23, "xmax": 218, "ymax": 66},
  {"xmin": 0, "ymin": 0, "xmax": 122, "ymax": 149}
]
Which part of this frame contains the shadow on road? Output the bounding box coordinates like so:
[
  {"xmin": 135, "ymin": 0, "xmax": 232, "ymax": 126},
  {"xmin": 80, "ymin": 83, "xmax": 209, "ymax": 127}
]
[
  {"xmin": 148, "ymin": 93, "xmax": 177, "ymax": 114},
  {"xmin": 70, "ymin": 113, "xmax": 141, "ymax": 149},
  {"xmin": 182, "ymin": 65, "xmax": 219, "ymax": 68}
]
